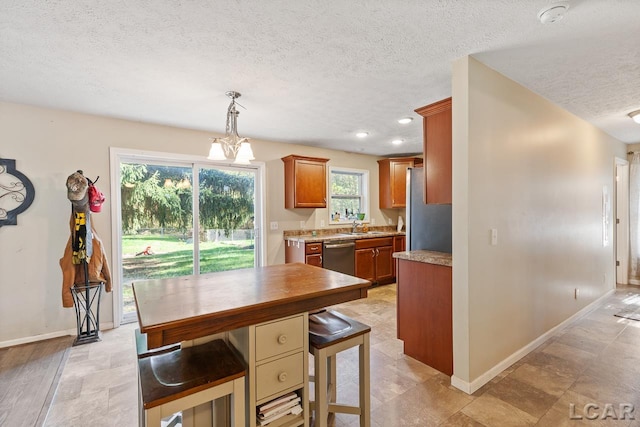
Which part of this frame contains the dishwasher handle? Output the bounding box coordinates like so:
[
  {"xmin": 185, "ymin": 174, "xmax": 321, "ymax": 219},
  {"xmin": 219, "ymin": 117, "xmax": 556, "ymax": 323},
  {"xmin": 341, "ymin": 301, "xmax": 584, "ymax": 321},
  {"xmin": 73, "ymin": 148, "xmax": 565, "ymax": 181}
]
[{"xmin": 324, "ymin": 242, "xmax": 356, "ymax": 249}]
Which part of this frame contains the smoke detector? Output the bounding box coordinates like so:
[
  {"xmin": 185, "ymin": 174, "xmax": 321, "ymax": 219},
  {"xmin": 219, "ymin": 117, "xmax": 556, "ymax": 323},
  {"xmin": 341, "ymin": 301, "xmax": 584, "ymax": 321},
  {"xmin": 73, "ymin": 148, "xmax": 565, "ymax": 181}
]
[{"xmin": 537, "ymin": 2, "xmax": 570, "ymax": 24}]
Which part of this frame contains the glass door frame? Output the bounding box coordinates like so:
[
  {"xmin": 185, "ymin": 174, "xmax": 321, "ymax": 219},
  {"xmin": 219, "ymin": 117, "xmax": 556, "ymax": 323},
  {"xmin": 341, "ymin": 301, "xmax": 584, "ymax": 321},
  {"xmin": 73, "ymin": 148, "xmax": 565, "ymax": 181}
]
[{"xmin": 109, "ymin": 147, "xmax": 266, "ymax": 327}]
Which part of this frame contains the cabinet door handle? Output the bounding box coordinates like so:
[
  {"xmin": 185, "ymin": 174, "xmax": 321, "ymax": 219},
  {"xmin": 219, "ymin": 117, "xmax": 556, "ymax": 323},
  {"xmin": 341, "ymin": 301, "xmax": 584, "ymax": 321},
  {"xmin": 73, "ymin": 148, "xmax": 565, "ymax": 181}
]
[
  {"xmin": 309, "ymin": 245, "xmax": 319, "ymax": 251},
  {"xmin": 278, "ymin": 372, "xmax": 288, "ymax": 382},
  {"xmin": 376, "ymin": 248, "xmax": 379, "ymax": 256},
  {"xmin": 277, "ymin": 334, "xmax": 287, "ymax": 345},
  {"xmin": 319, "ymin": 256, "xmax": 322, "ymax": 264},
  {"xmin": 371, "ymin": 249, "xmax": 375, "ymax": 258}
]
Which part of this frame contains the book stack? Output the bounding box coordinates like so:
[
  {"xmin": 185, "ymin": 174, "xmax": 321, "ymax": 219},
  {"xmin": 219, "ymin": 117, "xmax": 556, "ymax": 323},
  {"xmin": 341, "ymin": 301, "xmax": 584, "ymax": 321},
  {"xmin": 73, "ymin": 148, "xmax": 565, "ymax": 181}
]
[{"xmin": 256, "ymin": 391, "xmax": 303, "ymax": 426}]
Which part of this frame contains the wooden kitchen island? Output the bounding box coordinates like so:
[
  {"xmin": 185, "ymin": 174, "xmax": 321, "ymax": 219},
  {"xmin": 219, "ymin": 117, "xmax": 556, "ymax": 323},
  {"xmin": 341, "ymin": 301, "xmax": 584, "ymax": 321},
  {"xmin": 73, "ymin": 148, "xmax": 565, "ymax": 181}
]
[{"xmin": 133, "ymin": 263, "xmax": 370, "ymax": 427}]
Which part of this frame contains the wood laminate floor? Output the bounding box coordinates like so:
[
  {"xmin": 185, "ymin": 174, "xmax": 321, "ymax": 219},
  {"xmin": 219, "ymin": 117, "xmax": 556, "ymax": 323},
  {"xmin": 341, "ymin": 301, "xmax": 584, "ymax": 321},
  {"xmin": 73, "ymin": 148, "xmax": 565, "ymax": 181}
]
[
  {"xmin": 3, "ymin": 284, "xmax": 640, "ymax": 426},
  {"xmin": 0, "ymin": 335, "xmax": 73, "ymax": 427}
]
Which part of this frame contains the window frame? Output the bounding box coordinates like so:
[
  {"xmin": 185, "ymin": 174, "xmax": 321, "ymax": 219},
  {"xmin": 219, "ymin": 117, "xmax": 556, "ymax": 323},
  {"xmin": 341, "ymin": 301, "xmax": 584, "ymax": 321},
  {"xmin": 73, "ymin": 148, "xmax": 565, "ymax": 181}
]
[{"xmin": 328, "ymin": 166, "xmax": 370, "ymax": 224}]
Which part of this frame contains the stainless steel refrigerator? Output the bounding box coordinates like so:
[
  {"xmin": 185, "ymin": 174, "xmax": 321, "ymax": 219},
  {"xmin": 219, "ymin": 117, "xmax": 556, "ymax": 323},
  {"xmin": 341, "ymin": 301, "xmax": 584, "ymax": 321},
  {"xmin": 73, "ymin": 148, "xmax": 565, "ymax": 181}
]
[{"xmin": 405, "ymin": 167, "xmax": 452, "ymax": 253}]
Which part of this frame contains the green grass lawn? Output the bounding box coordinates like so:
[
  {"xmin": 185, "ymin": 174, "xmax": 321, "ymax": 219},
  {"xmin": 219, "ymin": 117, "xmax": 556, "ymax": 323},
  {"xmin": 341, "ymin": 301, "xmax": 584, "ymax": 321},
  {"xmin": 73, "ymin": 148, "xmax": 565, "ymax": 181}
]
[{"xmin": 122, "ymin": 234, "xmax": 255, "ymax": 313}]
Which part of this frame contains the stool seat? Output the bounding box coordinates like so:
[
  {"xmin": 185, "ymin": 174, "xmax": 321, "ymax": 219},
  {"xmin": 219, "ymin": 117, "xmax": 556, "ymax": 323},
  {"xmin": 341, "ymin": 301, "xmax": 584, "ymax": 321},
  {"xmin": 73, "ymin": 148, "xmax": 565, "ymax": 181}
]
[
  {"xmin": 139, "ymin": 339, "xmax": 245, "ymax": 409},
  {"xmin": 135, "ymin": 327, "xmax": 180, "ymax": 359},
  {"xmin": 138, "ymin": 338, "xmax": 246, "ymax": 427},
  {"xmin": 309, "ymin": 310, "xmax": 370, "ymax": 427},
  {"xmin": 309, "ymin": 310, "xmax": 371, "ymax": 349}
]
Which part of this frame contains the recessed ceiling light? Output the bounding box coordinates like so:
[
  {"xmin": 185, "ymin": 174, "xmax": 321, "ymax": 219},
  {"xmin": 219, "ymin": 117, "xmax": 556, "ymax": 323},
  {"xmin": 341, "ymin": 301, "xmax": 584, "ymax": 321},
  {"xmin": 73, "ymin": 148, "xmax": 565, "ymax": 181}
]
[
  {"xmin": 397, "ymin": 117, "xmax": 413, "ymax": 124},
  {"xmin": 537, "ymin": 2, "xmax": 569, "ymax": 24},
  {"xmin": 356, "ymin": 132, "xmax": 369, "ymax": 138},
  {"xmin": 391, "ymin": 139, "xmax": 404, "ymax": 145},
  {"xmin": 629, "ymin": 110, "xmax": 640, "ymax": 124}
]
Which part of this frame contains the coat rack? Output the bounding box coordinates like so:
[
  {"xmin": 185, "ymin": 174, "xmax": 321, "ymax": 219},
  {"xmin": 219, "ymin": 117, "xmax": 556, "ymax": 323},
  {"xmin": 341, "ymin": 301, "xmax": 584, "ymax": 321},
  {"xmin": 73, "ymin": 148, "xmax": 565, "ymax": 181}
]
[{"xmin": 63, "ymin": 170, "xmax": 110, "ymax": 346}]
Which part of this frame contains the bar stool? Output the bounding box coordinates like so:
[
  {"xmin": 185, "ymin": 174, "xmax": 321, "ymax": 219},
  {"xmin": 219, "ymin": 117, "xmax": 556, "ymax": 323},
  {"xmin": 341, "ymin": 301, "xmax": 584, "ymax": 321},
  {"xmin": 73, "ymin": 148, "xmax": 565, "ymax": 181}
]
[
  {"xmin": 308, "ymin": 310, "xmax": 371, "ymax": 427},
  {"xmin": 136, "ymin": 334, "xmax": 246, "ymax": 427}
]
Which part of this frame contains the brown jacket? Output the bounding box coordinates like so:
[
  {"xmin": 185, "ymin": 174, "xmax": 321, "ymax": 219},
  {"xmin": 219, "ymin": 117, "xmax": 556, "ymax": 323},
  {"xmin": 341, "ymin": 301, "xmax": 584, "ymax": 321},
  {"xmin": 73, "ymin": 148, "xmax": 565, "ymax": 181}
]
[{"xmin": 59, "ymin": 214, "xmax": 112, "ymax": 308}]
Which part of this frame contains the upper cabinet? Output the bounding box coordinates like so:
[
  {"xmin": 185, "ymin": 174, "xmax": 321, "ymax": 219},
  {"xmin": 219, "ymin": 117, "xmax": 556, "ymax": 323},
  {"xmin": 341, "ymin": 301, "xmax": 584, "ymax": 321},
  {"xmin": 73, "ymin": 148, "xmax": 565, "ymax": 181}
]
[
  {"xmin": 415, "ymin": 98, "xmax": 452, "ymax": 204},
  {"xmin": 378, "ymin": 157, "xmax": 423, "ymax": 209},
  {"xmin": 282, "ymin": 155, "xmax": 329, "ymax": 208}
]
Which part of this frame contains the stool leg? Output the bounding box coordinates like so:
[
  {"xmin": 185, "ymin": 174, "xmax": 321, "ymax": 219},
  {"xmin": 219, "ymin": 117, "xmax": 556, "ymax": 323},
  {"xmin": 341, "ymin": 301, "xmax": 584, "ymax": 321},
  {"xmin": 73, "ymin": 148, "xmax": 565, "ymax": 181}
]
[
  {"xmin": 231, "ymin": 377, "xmax": 245, "ymax": 427},
  {"xmin": 359, "ymin": 333, "xmax": 371, "ymax": 427},
  {"xmin": 315, "ymin": 347, "xmax": 329, "ymax": 427},
  {"xmin": 328, "ymin": 354, "xmax": 337, "ymax": 404},
  {"xmin": 144, "ymin": 407, "xmax": 163, "ymax": 427}
]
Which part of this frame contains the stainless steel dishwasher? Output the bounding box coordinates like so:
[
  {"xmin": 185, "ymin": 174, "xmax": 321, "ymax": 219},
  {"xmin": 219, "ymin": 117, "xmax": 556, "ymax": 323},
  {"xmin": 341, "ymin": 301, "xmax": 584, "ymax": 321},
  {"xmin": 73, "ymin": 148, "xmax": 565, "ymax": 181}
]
[{"xmin": 322, "ymin": 240, "xmax": 355, "ymax": 276}]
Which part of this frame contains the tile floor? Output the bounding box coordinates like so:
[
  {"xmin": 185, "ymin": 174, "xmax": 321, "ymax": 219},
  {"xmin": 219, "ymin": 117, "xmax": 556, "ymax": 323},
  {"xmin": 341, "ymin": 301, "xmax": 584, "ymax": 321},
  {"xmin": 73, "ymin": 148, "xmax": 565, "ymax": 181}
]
[{"xmin": 43, "ymin": 284, "xmax": 640, "ymax": 426}]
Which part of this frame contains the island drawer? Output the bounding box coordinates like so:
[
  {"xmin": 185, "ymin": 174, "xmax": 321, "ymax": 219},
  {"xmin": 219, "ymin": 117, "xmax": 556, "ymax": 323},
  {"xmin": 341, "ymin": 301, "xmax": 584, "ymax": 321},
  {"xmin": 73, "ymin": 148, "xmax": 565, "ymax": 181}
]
[
  {"xmin": 256, "ymin": 351, "xmax": 304, "ymax": 401},
  {"xmin": 255, "ymin": 315, "xmax": 304, "ymax": 361}
]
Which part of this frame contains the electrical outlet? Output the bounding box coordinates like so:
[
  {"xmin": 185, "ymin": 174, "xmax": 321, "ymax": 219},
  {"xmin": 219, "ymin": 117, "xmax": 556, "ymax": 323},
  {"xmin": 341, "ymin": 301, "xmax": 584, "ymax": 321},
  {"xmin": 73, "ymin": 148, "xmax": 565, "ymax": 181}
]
[
  {"xmin": 300, "ymin": 220, "xmax": 305, "ymax": 229},
  {"xmin": 388, "ymin": 218, "xmax": 393, "ymax": 225},
  {"xmin": 270, "ymin": 221, "xmax": 278, "ymax": 230},
  {"xmin": 371, "ymin": 218, "xmax": 376, "ymax": 225},
  {"xmin": 320, "ymin": 219, "xmax": 325, "ymax": 227}
]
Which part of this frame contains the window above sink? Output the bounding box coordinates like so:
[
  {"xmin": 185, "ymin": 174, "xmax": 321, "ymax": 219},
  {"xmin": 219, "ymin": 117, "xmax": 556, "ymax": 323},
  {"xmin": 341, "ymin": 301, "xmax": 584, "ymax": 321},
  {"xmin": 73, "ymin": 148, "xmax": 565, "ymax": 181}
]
[{"xmin": 329, "ymin": 166, "xmax": 370, "ymax": 224}]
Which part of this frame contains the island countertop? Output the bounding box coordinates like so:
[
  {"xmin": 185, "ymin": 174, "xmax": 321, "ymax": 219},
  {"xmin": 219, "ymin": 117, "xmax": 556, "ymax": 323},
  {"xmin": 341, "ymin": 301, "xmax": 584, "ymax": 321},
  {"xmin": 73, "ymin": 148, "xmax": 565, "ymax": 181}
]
[
  {"xmin": 393, "ymin": 250, "xmax": 452, "ymax": 267},
  {"xmin": 133, "ymin": 263, "xmax": 370, "ymax": 349}
]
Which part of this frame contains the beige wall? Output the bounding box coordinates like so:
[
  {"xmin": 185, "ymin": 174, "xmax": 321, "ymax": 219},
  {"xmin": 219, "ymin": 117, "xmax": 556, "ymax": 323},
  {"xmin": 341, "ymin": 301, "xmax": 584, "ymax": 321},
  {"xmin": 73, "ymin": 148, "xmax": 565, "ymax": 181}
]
[
  {"xmin": 452, "ymin": 57, "xmax": 627, "ymax": 391},
  {"xmin": 0, "ymin": 101, "xmax": 398, "ymax": 345}
]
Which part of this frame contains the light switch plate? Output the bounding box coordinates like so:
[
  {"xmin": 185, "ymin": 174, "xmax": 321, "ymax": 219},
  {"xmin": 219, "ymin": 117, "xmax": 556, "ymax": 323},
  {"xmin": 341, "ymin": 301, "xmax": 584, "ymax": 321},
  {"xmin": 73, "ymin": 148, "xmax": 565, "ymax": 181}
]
[{"xmin": 270, "ymin": 221, "xmax": 278, "ymax": 230}]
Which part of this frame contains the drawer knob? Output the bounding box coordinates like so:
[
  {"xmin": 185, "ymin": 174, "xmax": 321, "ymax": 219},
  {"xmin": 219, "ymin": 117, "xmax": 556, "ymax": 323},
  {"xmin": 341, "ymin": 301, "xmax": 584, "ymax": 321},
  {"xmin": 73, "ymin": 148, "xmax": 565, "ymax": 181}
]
[
  {"xmin": 277, "ymin": 334, "xmax": 288, "ymax": 344},
  {"xmin": 278, "ymin": 372, "xmax": 288, "ymax": 382}
]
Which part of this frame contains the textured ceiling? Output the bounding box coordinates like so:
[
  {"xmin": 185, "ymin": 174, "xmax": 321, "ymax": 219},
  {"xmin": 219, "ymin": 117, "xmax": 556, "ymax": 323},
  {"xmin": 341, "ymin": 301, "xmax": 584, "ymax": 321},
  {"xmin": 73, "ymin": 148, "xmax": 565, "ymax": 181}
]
[{"xmin": 1, "ymin": 1, "xmax": 639, "ymax": 157}]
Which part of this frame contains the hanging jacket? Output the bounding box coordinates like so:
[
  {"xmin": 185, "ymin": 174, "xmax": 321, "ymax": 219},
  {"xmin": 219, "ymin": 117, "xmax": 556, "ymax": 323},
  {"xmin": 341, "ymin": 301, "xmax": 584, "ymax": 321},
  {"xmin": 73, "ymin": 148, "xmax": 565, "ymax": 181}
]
[{"xmin": 60, "ymin": 213, "xmax": 112, "ymax": 308}]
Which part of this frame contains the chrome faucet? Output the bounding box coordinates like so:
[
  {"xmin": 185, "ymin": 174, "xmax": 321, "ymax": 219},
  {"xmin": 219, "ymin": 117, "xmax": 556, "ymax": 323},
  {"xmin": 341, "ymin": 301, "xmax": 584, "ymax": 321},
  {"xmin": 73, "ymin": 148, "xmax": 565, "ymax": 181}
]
[{"xmin": 352, "ymin": 220, "xmax": 363, "ymax": 233}]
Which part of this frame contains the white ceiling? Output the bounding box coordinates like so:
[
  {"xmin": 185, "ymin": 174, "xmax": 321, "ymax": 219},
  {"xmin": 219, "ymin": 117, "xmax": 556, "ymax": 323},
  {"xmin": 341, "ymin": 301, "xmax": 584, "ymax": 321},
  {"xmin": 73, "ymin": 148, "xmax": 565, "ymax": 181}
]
[{"xmin": 1, "ymin": 1, "xmax": 639, "ymax": 157}]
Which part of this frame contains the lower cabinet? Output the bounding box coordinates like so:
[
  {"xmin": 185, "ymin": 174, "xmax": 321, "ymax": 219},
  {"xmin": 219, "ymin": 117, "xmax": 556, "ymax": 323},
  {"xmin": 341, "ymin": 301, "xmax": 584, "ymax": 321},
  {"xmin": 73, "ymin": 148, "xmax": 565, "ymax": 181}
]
[
  {"xmin": 396, "ymin": 258, "xmax": 452, "ymax": 375},
  {"xmin": 354, "ymin": 237, "xmax": 394, "ymax": 285},
  {"xmin": 229, "ymin": 313, "xmax": 309, "ymax": 427},
  {"xmin": 285, "ymin": 241, "xmax": 322, "ymax": 267}
]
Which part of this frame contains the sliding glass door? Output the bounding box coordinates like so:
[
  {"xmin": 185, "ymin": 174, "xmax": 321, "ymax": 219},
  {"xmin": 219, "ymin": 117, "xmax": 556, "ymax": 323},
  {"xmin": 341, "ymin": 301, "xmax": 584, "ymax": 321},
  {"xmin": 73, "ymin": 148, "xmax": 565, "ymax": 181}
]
[{"xmin": 112, "ymin": 150, "xmax": 262, "ymax": 324}]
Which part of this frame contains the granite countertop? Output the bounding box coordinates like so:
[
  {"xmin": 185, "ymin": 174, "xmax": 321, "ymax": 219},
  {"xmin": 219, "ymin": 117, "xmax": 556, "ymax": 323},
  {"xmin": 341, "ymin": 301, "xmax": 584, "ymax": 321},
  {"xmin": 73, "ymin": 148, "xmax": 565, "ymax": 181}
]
[
  {"xmin": 393, "ymin": 250, "xmax": 452, "ymax": 267},
  {"xmin": 284, "ymin": 229, "xmax": 404, "ymax": 243}
]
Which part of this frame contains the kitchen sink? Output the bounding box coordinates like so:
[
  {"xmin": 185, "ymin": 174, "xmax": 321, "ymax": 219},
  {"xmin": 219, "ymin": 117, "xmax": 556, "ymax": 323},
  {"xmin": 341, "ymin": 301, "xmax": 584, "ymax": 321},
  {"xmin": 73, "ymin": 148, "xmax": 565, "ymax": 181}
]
[{"xmin": 337, "ymin": 231, "xmax": 386, "ymax": 236}]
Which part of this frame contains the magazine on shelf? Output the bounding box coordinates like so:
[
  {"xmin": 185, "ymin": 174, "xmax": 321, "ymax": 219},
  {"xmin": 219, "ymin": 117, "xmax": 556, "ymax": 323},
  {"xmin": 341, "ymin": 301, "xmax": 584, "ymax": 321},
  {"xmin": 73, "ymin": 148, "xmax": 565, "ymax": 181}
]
[
  {"xmin": 257, "ymin": 404, "xmax": 302, "ymax": 426},
  {"xmin": 257, "ymin": 391, "xmax": 298, "ymax": 412},
  {"xmin": 256, "ymin": 391, "xmax": 302, "ymax": 426},
  {"xmin": 259, "ymin": 397, "xmax": 301, "ymax": 419}
]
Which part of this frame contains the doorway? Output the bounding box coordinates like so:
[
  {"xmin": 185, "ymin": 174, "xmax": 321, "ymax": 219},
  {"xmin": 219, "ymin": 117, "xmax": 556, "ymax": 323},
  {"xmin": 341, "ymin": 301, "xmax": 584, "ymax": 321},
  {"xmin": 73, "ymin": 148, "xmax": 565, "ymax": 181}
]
[
  {"xmin": 615, "ymin": 157, "xmax": 629, "ymax": 286},
  {"xmin": 110, "ymin": 148, "xmax": 265, "ymax": 325}
]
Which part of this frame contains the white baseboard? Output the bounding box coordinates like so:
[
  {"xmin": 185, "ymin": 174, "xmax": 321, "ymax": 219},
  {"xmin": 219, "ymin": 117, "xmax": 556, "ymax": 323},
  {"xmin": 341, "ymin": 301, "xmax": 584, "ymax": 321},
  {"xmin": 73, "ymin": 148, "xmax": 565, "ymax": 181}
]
[
  {"xmin": 0, "ymin": 322, "xmax": 115, "ymax": 349},
  {"xmin": 451, "ymin": 289, "xmax": 615, "ymax": 395}
]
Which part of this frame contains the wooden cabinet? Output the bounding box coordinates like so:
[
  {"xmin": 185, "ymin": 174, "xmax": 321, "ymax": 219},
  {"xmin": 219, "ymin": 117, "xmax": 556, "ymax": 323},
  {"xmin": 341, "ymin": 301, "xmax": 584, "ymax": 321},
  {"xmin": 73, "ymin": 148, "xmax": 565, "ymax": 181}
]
[
  {"xmin": 282, "ymin": 155, "xmax": 329, "ymax": 208},
  {"xmin": 393, "ymin": 235, "xmax": 405, "ymax": 253},
  {"xmin": 415, "ymin": 98, "xmax": 452, "ymax": 204},
  {"xmin": 354, "ymin": 237, "xmax": 394, "ymax": 285},
  {"xmin": 377, "ymin": 157, "xmax": 423, "ymax": 208},
  {"xmin": 396, "ymin": 259, "xmax": 452, "ymax": 375},
  {"xmin": 392, "ymin": 235, "xmax": 406, "ymax": 277},
  {"xmin": 285, "ymin": 241, "xmax": 322, "ymax": 267},
  {"xmin": 229, "ymin": 313, "xmax": 309, "ymax": 427}
]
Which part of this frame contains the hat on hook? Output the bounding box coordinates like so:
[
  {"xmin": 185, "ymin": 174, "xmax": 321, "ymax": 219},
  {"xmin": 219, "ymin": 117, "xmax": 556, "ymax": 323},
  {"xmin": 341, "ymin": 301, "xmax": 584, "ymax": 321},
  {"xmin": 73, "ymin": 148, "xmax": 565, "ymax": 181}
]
[
  {"xmin": 66, "ymin": 171, "xmax": 88, "ymax": 202},
  {"xmin": 88, "ymin": 182, "xmax": 105, "ymax": 213}
]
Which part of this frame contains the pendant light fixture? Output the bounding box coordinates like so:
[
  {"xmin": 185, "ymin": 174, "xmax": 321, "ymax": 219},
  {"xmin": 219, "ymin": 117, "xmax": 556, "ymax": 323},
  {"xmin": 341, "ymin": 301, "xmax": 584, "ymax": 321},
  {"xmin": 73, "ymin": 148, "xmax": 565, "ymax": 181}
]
[{"xmin": 208, "ymin": 91, "xmax": 255, "ymax": 164}]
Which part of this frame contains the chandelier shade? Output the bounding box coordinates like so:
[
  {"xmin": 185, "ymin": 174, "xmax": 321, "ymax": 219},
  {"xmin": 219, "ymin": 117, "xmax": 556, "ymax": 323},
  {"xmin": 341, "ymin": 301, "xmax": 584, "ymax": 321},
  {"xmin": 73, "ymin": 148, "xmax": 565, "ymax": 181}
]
[{"xmin": 208, "ymin": 91, "xmax": 255, "ymax": 164}]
